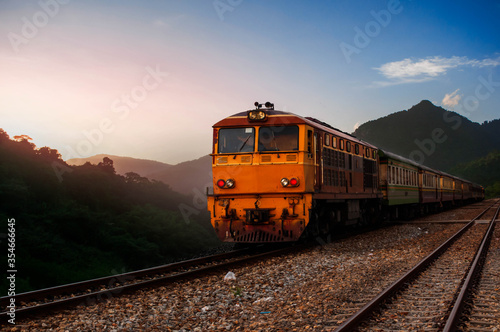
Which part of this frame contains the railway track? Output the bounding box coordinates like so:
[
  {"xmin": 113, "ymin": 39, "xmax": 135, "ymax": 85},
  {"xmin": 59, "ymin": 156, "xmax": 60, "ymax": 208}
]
[
  {"xmin": 451, "ymin": 203, "xmax": 500, "ymax": 331},
  {"xmin": 334, "ymin": 199, "xmax": 500, "ymax": 331},
  {"xmin": 0, "ymin": 244, "xmax": 303, "ymax": 323}
]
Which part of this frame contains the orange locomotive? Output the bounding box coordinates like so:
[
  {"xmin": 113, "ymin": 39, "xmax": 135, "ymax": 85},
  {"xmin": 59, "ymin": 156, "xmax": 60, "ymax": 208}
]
[{"xmin": 207, "ymin": 102, "xmax": 381, "ymax": 243}]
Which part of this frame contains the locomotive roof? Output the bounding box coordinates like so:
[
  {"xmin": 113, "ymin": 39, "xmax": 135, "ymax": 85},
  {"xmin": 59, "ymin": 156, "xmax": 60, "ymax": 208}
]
[{"xmin": 213, "ymin": 109, "xmax": 378, "ymax": 149}]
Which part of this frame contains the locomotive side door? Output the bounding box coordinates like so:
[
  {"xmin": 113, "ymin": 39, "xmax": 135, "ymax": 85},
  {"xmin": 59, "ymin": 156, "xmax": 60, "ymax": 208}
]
[{"xmin": 314, "ymin": 132, "xmax": 322, "ymax": 192}]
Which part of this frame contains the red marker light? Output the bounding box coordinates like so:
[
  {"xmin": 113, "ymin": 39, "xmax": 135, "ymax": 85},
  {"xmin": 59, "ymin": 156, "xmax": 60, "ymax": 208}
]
[
  {"xmin": 216, "ymin": 179, "xmax": 226, "ymax": 188},
  {"xmin": 290, "ymin": 178, "xmax": 299, "ymax": 187}
]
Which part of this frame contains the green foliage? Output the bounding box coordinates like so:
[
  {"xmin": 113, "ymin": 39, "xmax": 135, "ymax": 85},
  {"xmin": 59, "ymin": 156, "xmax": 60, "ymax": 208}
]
[
  {"xmin": 230, "ymin": 285, "xmax": 243, "ymax": 297},
  {"xmin": 0, "ymin": 129, "xmax": 218, "ymax": 293},
  {"xmin": 450, "ymin": 151, "xmax": 500, "ymax": 198},
  {"xmin": 485, "ymin": 182, "xmax": 500, "ymax": 198}
]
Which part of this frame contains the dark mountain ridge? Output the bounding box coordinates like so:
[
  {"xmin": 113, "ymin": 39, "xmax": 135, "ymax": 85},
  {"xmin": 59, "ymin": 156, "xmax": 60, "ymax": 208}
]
[
  {"xmin": 68, "ymin": 154, "xmax": 211, "ymax": 196},
  {"xmin": 68, "ymin": 154, "xmax": 172, "ymax": 178},
  {"xmin": 353, "ymin": 100, "xmax": 500, "ymax": 171}
]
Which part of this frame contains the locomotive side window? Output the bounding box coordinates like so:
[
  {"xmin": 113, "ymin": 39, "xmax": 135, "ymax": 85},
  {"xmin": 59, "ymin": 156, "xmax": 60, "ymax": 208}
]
[
  {"xmin": 258, "ymin": 125, "xmax": 299, "ymax": 152},
  {"xmin": 218, "ymin": 127, "xmax": 255, "ymax": 154}
]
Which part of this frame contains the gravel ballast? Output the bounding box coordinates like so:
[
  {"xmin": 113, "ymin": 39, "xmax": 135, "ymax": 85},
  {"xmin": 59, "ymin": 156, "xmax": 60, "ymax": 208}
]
[{"xmin": 10, "ymin": 221, "xmax": 468, "ymax": 331}]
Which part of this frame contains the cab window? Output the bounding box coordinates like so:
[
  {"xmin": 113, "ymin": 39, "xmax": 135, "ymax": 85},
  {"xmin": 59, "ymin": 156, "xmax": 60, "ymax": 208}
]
[
  {"xmin": 258, "ymin": 125, "xmax": 299, "ymax": 152},
  {"xmin": 218, "ymin": 127, "xmax": 254, "ymax": 153}
]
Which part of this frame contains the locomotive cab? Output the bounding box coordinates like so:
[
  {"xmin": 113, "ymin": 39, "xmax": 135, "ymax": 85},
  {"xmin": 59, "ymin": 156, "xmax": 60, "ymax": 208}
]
[{"xmin": 207, "ymin": 103, "xmax": 315, "ymax": 242}]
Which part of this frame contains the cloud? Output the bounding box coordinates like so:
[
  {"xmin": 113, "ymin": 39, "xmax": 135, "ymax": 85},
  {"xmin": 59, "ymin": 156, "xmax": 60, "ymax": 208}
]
[
  {"xmin": 373, "ymin": 56, "xmax": 500, "ymax": 86},
  {"xmin": 153, "ymin": 19, "xmax": 167, "ymax": 27},
  {"xmin": 152, "ymin": 15, "xmax": 187, "ymax": 29},
  {"xmin": 353, "ymin": 122, "xmax": 360, "ymax": 131},
  {"xmin": 442, "ymin": 89, "xmax": 462, "ymax": 108}
]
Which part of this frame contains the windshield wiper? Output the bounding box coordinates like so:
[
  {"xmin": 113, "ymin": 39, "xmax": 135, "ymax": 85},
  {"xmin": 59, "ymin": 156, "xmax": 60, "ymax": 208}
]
[
  {"xmin": 271, "ymin": 131, "xmax": 280, "ymax": 158},
  {"xmin": 238, "ymin": 135, "xmax": 252, "ymax": 152}
]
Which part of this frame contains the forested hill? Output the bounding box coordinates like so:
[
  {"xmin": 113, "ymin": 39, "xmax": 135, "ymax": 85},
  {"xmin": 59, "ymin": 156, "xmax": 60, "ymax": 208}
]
[
  {"xmin": 0, "ymin": 129, "xmax": 218, "ymax": 293},
  {"xmin": 450, "ymin": 151, "xmax": 500, "ymax": 198},
  {"xmin": 68, "ymin": 154, "xmax": 172, "ymax": 178},
  {"xmin": 67, "ymin": 154, "xmax": 212, "ymax": 196},
  {"xmin": 353, "ymin": 100, "xmax": 500, "ymax": 172}
]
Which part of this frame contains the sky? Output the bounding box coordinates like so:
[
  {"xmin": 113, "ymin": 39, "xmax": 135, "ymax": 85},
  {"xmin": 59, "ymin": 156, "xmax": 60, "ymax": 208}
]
[{"xmin": 1, "ymin": 0, "xmax": 499, "ymax": 164}]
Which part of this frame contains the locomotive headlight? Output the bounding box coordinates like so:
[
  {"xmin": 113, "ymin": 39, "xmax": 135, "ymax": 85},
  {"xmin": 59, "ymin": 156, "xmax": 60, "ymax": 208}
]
[
  {"xmin": 216, "ymin": 178, "xmax": 235, "ymax": 189},
  {"xmin": 247, "ymin": 110, "xmax": 267, "ymax": 121},
  {"xmin": 280, "ymin": 178, "xmax": 290, "ymax": 187},
  {"xmin": 225, "ymin": 178, "xmax": 235, "ymax": 188},
  {"xmin": 281, "ymin": 177, "xmax": 299, "ymax": 187}
]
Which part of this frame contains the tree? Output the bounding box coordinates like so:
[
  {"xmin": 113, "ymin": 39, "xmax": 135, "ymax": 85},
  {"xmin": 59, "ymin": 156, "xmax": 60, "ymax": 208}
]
[
  {"xmin": 0, "ymin": 128, "xmax": 9, "ymax": 142},
  {"xmin": 125, "ymin": 172, "xmax": 150, "ymax": 184},
  {"xmin": 98, "ymin": 157, "xmax": 115, "ymax": 174},
  {"xmin": 37, "ymin": 147, "xmax": 62, "ymax": 161}
]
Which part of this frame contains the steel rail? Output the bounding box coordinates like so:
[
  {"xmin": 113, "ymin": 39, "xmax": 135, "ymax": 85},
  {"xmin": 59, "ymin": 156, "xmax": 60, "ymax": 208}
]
[
  {"xmin": 443, "ymin": 202, "xmax": 500, "ymax": 331},
  {"xmin": 1, "ymin": 249, "xmax": 251, "ymax": 308},
  {"xmin": 0, "ymin": 245, "xmax": 301, "ymax": 322},
  {"xmin": 333, "ymin": 199, "xmax": 499, "ymax": 332}
]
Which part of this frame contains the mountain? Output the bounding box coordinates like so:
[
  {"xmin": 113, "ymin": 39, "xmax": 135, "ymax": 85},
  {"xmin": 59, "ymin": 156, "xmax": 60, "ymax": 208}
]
[
  {"xmin": 147, "ymin": 155, "xmax": 212, "ymax": 196},
  {"xmin": 482, "ymin": 119, "xmax": 500, "ymax": 146},
  {"xmin": 68, "ymin": 154, "xmax": 172, "ymax": 177},
  {"xmin": 353, "ymin": 100, "xmax": 500, "ymax": 172},
  {"xmin": 67, "ymin": 154, "xmax": 212, "ymax": 196}
]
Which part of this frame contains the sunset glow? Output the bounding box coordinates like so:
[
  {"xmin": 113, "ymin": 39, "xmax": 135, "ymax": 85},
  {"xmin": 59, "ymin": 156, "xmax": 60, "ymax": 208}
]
[{"xmin": 1, "ymin": 0, "xmax": 499, "ymax": 163}]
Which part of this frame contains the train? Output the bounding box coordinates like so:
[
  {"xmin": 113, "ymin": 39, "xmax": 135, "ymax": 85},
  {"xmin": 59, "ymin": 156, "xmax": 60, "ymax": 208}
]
[{"xmin": 206, "ymin": 102, "xmax": 484, "ymax": 243}]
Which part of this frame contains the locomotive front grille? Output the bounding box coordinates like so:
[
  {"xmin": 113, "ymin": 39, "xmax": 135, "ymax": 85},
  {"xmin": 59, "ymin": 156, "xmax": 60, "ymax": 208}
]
[{"xmin": 235, "ymin": 230, "xmax": 284, "ymax": 242}]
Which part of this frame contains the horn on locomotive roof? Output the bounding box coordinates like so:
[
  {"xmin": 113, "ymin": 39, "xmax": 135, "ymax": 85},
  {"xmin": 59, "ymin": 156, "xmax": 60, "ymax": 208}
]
[{"xmin": 254, "ymin": 101, "xmax": 274, "ymax": 110}]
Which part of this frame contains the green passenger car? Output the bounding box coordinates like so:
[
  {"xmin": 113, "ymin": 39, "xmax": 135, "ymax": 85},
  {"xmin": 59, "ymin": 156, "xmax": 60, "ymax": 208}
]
[{"xmin": 378, "ymin": 150, "xmax": 419, "ymax": 206}]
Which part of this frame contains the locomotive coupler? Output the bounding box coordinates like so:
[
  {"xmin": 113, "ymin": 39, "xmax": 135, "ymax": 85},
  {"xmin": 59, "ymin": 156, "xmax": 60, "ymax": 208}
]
[{"xmin": 244, "ymin": 208, "xmax": 275, "ymax": 224}]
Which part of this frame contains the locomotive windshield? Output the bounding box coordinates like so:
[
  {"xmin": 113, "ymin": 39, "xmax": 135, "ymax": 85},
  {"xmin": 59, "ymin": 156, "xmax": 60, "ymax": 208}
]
[
  {"xmin": 218, "ymin": 127, "xmax": 255, "ymax": 153},
  {"xmin": 258, "ymin": 125, "xmax": 299, "ymax": 152},
  {"xmin": 217, "ymin": 125, "xmax": 299, "ymax": 153}
]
